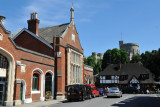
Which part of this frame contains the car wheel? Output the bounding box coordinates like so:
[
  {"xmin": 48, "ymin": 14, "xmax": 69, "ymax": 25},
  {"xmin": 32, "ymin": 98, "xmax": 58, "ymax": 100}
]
[
  {"xmin": 68, "ymin": 99, "xmax": 72, "ymax": 102},
  {"xmin": 93, "ymin": 94, "xmax": 95, "ymax": 98},
  {"xmin": 81, "ymin": 96, "xmax": 85, "ymax": 101}
]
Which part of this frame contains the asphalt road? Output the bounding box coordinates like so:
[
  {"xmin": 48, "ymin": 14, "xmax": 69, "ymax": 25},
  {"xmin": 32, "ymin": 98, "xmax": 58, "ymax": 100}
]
[{"xmin": 50, "ymin": 94, "xmax": 160, "ymax": 107}]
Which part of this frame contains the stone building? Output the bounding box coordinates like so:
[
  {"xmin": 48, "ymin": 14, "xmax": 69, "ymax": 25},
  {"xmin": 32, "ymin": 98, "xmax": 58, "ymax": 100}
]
[
  {"xmin": 119, "ymin": 40, "xmax": 139, "ymax": 60},
  {"xmin": 92, "ymin": 52, "xmax": 103, "ymax": 63}
]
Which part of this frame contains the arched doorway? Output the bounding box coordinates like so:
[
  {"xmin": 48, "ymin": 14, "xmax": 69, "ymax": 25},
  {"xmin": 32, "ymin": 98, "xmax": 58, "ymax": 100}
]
[
  {"xmin": 45, "ymin": 71, "xmax": 54, "ymax": 100},
  {"xmin": 0, "ymin": 53, "xmax": 9, "ymax": 106},
  {"xmin": 0, "ymin": 47, "xmax": 15, "ymax": 106}
]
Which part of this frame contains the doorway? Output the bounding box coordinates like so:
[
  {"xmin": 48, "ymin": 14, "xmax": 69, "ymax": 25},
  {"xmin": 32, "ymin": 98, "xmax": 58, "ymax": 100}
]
[
  {"xmin": 45, "ymin": 73, "xmax": 52, "ymax": 99},
  {"xmin": 0, "ymin": 79, "xmax": 6, "ymax": 106}
]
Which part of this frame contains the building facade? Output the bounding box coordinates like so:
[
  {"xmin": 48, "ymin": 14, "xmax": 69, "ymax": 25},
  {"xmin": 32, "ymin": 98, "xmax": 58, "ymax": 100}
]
[
  {"xmin": 98, "ymin": 63, "xmax": 154, "ymax": 92},
  {"xmin": 38, "ymin": 6, "xmax": 84, "ymax": 99},
  {"xmin": 0, "ymin": 6, "xmax": 85, "ymax": 106},
  {"xmin": 84, "ymin": 65, "xmax": 93, "ymax": 84},
  {"xmin": 119, "ymin": 40, "xmax": 139, "ymax": 60},
  {"xmin": 0, "ymin": 14, "xmax": 55, "ymax": 106}
]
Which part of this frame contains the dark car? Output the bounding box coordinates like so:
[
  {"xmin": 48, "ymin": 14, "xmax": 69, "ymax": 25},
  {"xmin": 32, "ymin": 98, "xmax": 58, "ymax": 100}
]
[
  {"xmin": 66, "ymin": 84, "xmax": 92, "ymax": 101},
  {"xmin": 97, "ymin": 88, "xmax": 106, "ymax": 96},
  {"xmin": 122, "ymin": 87, "xmax": 138, "ymax": 94}
]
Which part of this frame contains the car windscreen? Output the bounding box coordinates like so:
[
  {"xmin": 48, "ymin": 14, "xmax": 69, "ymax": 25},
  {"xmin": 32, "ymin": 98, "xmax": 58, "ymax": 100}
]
[
  {"xmin": 67, "ymin": 85, "xmax": 81, "ymax": 92},
  {"xmin": 109, "ymin": 88, "xmax": 118, "ymax": 91}
]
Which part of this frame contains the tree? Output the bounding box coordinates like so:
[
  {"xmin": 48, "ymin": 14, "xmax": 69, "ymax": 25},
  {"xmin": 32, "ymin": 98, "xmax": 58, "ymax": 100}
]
[
  {"xmin": 93, "ymin": 59, "xmax": 102, "ymax": 75},
  {"xmin": 141, "ymin": 50, "xmax": 160, "ymax": 81},
  {"xmin": 130, "ymin": 53, "xmax": 142, "ymax": 64},
  {"xmin": 86, "ymin": 56, "xmax": 96, "ymax": 68},
  {"xmin": 102, "ymin": 48, "xmax": 128, "ymax": 70}
]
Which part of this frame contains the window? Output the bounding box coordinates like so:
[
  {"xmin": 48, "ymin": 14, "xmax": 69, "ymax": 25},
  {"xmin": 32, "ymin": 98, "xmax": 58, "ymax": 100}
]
[
  {"xmin": 106, "ymin": 75, "xmax": 111, "ymax": 80},
  {"xmin": 140, "ymin": 74, "xmax": 149, "ymax": 80},
  {"xmin": 71, "ymin": 50, "xmax": 82, "ymax": 84},
  {"xmin": 72, "ymin": 34, "xmax": 75, "ymax": 42},
  {"xmin": 0, "ymin": 33, "xmax": 3, "ymax": 40},
  {"xmin": 32, "ymin": 74, "xmax": 39, "ymax": 91},
  {"xmin": 0, "ymin": 53, "xmax": 9, "ymax": 69},
  {"xmin": 119, "ymin": 75, "xmax": 128, "ymax": 81}
]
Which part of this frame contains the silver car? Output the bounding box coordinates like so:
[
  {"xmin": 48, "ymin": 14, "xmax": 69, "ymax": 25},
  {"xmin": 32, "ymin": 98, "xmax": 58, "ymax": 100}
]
[{"xmin": 106, "ymin": 87, "xmax": 122, "ymax": 98}]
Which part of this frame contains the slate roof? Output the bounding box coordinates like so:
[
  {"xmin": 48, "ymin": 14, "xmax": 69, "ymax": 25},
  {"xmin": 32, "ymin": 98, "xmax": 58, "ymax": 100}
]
[
  {"xmin": 39, "ymin": 23, "xmax": 70, "ymax": 44},
  {"xmin": 99, "ymin": 63, "xmax": 154, "ymax": 84}
]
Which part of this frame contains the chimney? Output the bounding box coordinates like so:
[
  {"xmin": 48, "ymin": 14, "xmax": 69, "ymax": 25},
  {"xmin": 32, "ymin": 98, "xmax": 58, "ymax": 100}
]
[
  {"xmin": 70, "ymin": 4, "xmax": 74, "ymax": 24},
  {"xmin": 0, "ymin": 15, "xmax": 6, "ymax": 25},
  {"xmin": 27, "ymin": 12, "xmax": 40, "ymax": 35},
  {"xmin": 118, "ymin": 61, "xmax": 121, "ymax": 70}
]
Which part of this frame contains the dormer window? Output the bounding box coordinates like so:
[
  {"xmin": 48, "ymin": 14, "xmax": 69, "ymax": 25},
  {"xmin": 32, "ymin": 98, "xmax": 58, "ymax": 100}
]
[
  {"xmin": 72, "ymin": 34, "xmax": 75, "ymax": 42},
  {"xmin": 0, "ymin": 33, "xmax": 3, "ymax": 40}
]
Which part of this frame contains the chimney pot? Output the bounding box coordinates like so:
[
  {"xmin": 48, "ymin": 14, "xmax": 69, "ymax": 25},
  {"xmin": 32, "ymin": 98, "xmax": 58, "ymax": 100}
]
[
  {"xmin": 0, "ymin": 15, "xmax": 6, "ymax": 25},
  {"xmin": 28, "ymin": 12, "xmax": 40, "ymax": 35}
]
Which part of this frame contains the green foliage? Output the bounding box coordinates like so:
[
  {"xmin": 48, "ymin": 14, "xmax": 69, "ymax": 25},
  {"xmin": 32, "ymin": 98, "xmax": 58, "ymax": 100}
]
[
  {"xmin": 86, "ymin": 56, "xmax": 96, "ymax": 68},
  {"xmin": 102, "ymin": 48, "xmax": 129, "ymax": 70},
  {"xmin": 84, "ymin": 56, "xmax": 102, "ymax": 75},
  {"xmin": 93, "ymin": 59, "xmax": 102, "ymax": 75},
  {"xmin": 130, "ymin": 53, "xmax": 142, "ymax": 64},
  {"xmin": 136, "ymin": 50, "xmax": 160, "ymax": 81}
]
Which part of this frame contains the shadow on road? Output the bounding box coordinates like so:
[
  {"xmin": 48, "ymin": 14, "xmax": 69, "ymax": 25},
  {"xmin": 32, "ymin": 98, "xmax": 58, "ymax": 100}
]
[{"xmin": 111, "ymin": 96, "xmax": 160, "ymax": 107}]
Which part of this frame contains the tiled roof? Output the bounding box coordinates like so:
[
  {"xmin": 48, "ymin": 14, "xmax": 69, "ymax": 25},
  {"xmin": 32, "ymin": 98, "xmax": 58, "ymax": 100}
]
[
  {"xmin": 99, "ymin": 63, "xmax": 154, "ymax": 83},
  {"xmin": 39, "ymin": 23, "xmax": 70, "ymax": 44}
]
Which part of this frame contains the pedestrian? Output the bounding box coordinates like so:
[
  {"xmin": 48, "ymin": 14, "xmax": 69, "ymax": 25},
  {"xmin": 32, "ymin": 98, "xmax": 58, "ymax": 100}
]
[{"xmin": 146, "ymin": 89, "xmax": 149, "ymax": 94}]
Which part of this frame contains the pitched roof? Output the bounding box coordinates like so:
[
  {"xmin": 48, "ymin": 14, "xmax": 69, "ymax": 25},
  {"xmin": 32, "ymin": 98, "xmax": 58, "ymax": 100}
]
[
  {"xmin": 39, "ymin": 23, "xmax": 70, "ymax": 44},
  {"xmin": 99, "ymin": 63, "xmax": 154, "ymax": 83},
  {"xmin": 12, "ymin": 28, "xmax": 53, "ymax": 49}
]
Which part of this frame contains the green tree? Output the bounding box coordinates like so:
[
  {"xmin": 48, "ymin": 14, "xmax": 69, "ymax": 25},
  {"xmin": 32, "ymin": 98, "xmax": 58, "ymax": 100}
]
[
  {"xmin": 130, "ymin": 53, "xmax": 142, "ymax": 64},
  {"xmin": 102, "ymin": 48, "xmax": 128, "ymax": 70},
  {"xmin": 93, "ymin": 59, "xmax": 102, "ymax": 75},
  {"xmin": 87, "ymin": 56, "xmax": 96, "ymax": 68},
  {"xmin": 141, "ymin": 50, "xmax": 160, "ymax": 81}
]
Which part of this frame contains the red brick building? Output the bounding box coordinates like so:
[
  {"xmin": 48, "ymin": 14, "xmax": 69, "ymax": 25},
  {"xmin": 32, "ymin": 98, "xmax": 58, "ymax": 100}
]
[
  {"xmin": 84, "ymin": 65, "xmax": 93, "ymax": 84},
  {"xmin": 38, "ymin": 7, "xmax": 84, "ymax": 99},
  {"xmin": 0, "ymin": 14, "xmax": 55, "ymax": 106},
  {"xmin": 0, "ymin": 6, "xmax": 85, "ymax": 106}
]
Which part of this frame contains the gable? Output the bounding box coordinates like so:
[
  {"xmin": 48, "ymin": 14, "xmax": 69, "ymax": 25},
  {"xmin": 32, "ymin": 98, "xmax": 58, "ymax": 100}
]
[
  {"xmin": 129, "ymin": 76, "xmax": 139, "ymax": 83},
  {"xmin": 13, "ymin": 29, "xmax": 53, "ymax": 56},
  {"xmin": 60, "ymin": 24, "xmax": 83, "ymax": 53}
]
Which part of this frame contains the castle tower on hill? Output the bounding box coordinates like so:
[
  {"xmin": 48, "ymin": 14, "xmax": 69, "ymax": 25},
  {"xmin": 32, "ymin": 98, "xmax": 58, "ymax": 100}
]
[
  {"xmin": 92, "ymin": 52, "xmax": 103, "ymax": 63},
  {"xmin": 119, "ymin": 40, "xmax": 140, "ymax": 61}
]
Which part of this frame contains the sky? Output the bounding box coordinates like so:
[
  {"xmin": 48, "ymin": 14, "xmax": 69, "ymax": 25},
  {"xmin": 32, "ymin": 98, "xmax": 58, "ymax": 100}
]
[{"xmin": 1, "ymin": 0, "xmax": 160, "ymax": 57}]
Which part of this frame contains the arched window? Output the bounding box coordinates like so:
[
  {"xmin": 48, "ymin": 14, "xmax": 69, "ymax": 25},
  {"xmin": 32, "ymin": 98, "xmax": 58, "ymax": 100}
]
[
  {"xmin": 0, "ymin": 53, "xmax": 9, "ymax": 69},
  {"xmin": 32, "ymin": 73, "xmax": 39, "ymax": 91}
]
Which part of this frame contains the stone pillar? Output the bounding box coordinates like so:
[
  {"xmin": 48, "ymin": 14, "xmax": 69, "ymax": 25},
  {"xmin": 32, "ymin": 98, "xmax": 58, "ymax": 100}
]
[{"xmin": 14, "ymin": 79, "xmax": 22, "ymax": 105}]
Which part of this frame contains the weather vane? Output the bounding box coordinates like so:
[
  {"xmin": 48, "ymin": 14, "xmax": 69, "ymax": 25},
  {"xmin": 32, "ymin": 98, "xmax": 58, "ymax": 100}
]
[{"xmin": 72, "ymin": 2, "xmax": 74, "ymax": 7}]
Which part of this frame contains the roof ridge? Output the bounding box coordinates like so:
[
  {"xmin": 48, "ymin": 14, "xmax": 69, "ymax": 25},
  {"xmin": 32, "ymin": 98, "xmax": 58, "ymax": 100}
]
[{"xmin": 39, "ymin": 22, "xmax": 70, "ymax": 29}]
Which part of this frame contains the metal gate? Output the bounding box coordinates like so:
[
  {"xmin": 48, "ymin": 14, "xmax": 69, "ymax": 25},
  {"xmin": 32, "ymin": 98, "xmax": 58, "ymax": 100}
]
[{"xmin": 0, "ymin": 81, "xmax": 5, "ymax": 106}]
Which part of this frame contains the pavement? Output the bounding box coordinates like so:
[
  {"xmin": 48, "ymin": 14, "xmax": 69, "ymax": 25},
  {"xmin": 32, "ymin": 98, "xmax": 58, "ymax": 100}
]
[
  {"xmin": 15, "ymin": 99, "xmax": 66, "ymax": 107},
  {"xmin": 15, "ymin": 94, "xmax": 160, "ymax": 107}
]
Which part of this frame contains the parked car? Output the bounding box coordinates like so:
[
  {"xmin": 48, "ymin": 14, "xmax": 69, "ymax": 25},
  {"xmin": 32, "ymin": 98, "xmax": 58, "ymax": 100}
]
[
  {"xmin": 122, "ymin": 87, "xmax": 138, "ymax": 94},
  {"xmin": 66, "ymin": 84, "xmax": 92, "ymax": 101},
  {"xmin": 97, "ymin": 88, "xmax": 106, "ymax": 96},
  {"xmin": 106, "ymin": 87, "xmax": 122, "ymax": 98},
  {"xmin": 86, "ymin": 84, "xmax": 99, "ymax": 98}
]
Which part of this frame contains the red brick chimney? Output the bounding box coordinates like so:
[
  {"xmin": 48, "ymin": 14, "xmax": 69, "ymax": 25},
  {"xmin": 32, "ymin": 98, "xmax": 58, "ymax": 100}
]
[{"xmin": 27, "ymin": 12, "xmax": 40, "ymax": 35}]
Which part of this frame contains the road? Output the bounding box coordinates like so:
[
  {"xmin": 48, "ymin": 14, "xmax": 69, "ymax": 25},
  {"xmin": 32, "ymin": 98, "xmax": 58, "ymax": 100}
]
[{"xmin": 49, "ymin": 94, "xmax": 160, "ymax": 107}]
